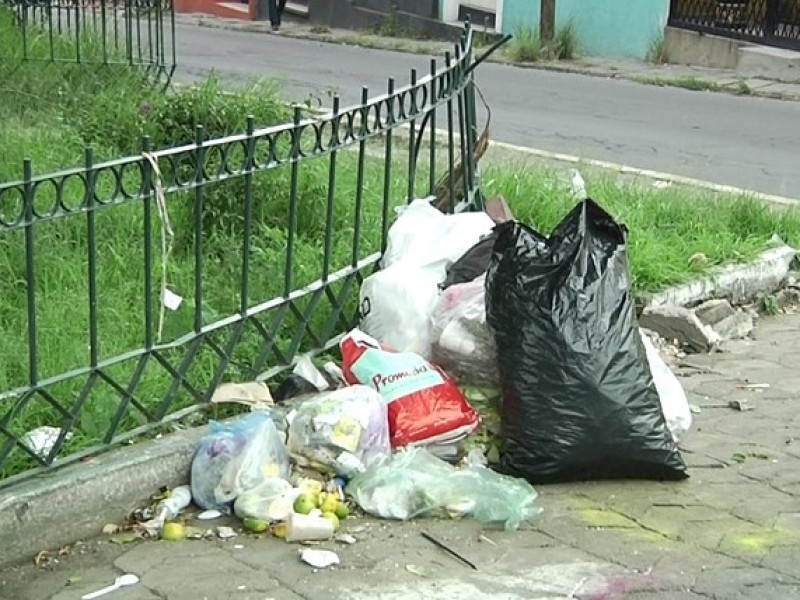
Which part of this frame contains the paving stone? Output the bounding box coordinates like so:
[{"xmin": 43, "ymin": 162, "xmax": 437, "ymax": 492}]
[
  {"xmin": 717, "ymin": 525, "xmax": 800, "ymax": 560},
  {"xmin": 51, "ymin": 569, "xmax": 161, "ymax": 600},
  {"xmin": 622, "ymin": 593, "xmax": 704, "ymax": 599},
  {"xmin": 725, "ymin": 584, "xmax": 800, "ymax": 600},
  {"xmin": 114, "ymin": 542, "xmax": 301, "ymax": 600},
  {"xmin": 692, "ymin": 566, "xmax": 790, "ymax": 597},
  {"xmin": 760, "ymin": 546, "xmax": 800, "ymax": 578},
  {"xmin": 730, "ymin": 498, "xmax": 798, "ymax": 527}
]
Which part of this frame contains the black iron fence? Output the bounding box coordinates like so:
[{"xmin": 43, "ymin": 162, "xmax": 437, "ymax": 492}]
[
  {"xmin": 669, "ymin": 0, "xmax": 800, "ymax": 50},
  {"xmin": 1, "ymin": 0, "xmax": 175, "ymax": 78},
  {"xmin": 0, "ymin": 23, "xmax": 506, "ymax": 488}
]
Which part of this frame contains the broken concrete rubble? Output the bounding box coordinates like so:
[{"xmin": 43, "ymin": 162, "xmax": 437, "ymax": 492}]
[
  {"xmin": 694, "ymin": 298, "xmax": 755, "ymax": 341},
  {"xmin": 712, "ymin": 310, "xmax": 755, "ymax": 340},
  {"xmin": 639, "ymin": 305, "xmax": 721, "ymax": 353},
  {"xmin": 641, "ymin": 298, "xmax": 757, "ymax": 353},
  {"xmin": 694, "ymin": 299, "xmax": 736, "ymax": 327}
]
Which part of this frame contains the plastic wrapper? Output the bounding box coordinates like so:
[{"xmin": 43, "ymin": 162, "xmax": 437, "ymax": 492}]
[
  {"xmin": 485, "ymin": 200, "xmax": 688, "ymax": 483},
  {"xmin": 359, "ymin": 262, "xmax": 442, "ymax": 359},
  {"xmin": 340, "ymin": 329, "xmax": 479, "ymax": 448},
  {"xmin": 191, "ymin": 411, "xmax": 291, "ymax": 511},
  {"xmin": 346, "ymin": 447, "xmax": 541, "ymax": 531},
  {"xmin": 430, "ymin": 275, "xmax": 498, "ymax": 386},
  {"xmin": 640, "ymin": 330, "xmax": 693, "ymax": 442},
  {"xmin": 233, "ymin": 478, "xmax": 296, "ymax": 521},
  {"xmin": 286, "ymin": 385, "xmax": 391, "ymax": 477}
]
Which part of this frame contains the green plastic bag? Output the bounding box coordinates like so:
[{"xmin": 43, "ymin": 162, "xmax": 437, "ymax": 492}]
[{"xmin": 346, "ymin": 447, "xmax": 542, "ymax": 531}]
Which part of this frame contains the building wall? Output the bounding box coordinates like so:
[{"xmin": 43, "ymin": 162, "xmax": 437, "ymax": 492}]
[{"xmin": 502, "ymin": 0, "xmax": 670, "ymax": 59}]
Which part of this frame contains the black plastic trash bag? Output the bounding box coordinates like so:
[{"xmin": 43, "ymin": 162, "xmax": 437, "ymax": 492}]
[
  {"xmin": 272, "ymin": 374, "xmax": 318, "ymax": 403},
  {"xmin": 441, "ymin": 232, "xmax": 497, "ymax": 290},
  {"xmin": 485, "ymin": 199, "xmax": 688, "ymax": 483}
]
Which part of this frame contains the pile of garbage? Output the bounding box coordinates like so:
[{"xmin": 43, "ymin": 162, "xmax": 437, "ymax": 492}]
[
  {"xmin": 129, "ymin": 193, "xmax": 696, "ymax": 558},
  {"xmin": 179, "ymin": 348, "xmax": 541, "ymax": 544}
]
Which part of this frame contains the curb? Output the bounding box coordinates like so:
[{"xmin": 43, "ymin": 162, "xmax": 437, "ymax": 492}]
[
  {"xmin": 647, "ymin": 245, "xmax": 797, "ymax": 308},
  {"xmin": 486, "ymin": 140, "xmax": 800, "ymax": 208},
  {"xmin": 0, "ymin": 428, "xmax": 203, "ymax": 569},
  {"xmin": 349, "ymin": 118, "xmax": 800, "ymax": 208},
  {"xmin": 180, "ymin": 16, "xmax": 800, "ymax": 103},
  {"xmin": 1, "ymin": 136, "xmax": 797, "ymax": 569}
]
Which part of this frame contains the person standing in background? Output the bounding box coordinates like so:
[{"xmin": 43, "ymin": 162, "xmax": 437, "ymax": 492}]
[{"xmin": 269, "ymin": 0, "xmax": 287, "ymax": 32}]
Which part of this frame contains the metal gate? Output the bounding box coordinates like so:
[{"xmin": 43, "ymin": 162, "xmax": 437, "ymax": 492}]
[
  {"xmin": 668, "ymin": 0, "xmax": 800, "ymax": 51},
  {"xmin": 1, "ymin": 0, "xmax": 176, "ymax": 79}
]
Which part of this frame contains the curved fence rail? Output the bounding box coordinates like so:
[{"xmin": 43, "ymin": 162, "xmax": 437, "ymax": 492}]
[
  {"xmin": 1, "ymin": 0, "xmax": 176, "ymax": 78},
  {"xmin": 0, "ymin": 22, "xmax": 499, "ymax": 488}
]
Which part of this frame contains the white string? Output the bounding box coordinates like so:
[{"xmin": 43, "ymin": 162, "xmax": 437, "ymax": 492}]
[{"xmin": 142, "ymin": 152, "xmax": 174, "ymax": 344}]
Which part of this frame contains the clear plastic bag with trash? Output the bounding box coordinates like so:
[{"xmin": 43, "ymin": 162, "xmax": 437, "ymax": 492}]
[
  {"xmin": 430, "ymin": 274, "xmax": 499, "ymax": 386},
  {"xmin": 233, "ymin": 477, "xmax": 297, "ymax": 522},
  {"xmin": 286, "ymin": 385, "xmax": 391, "ymax": 478},
  {"xmin": 346, "ymin": 447, "xmax": 541, "ymax": 531},
  {"xmin": 191, "ymin": 411, "xmax": 291, "ymax": 511}
]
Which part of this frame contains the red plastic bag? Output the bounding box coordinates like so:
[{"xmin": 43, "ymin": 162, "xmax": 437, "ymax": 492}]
[{"xmin": 340, "ymin": 329, "xmax": 480, "ymax": 448}]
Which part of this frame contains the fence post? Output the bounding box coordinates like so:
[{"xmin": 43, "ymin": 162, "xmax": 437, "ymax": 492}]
[{"xmin": 765, "ymin": 0, "xmax": 778, "ymax": 39}]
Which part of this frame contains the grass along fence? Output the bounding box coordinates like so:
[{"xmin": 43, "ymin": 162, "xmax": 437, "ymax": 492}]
[
  {"xmin": 0, "ymin": 0, "xmax": 175, "ymax": 78},
  {"xmin": 0, "ymin": 21, "xmax": 493, "ymax": 485}
]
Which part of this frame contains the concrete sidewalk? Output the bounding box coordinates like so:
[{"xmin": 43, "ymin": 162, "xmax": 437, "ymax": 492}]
[
  {"xmin": 2, "ymin": 314, "xmax": 800, "ymax": 599},
  {"xmin": 175, "ymin": 13, "xmax": 800, "ymax": 103}
]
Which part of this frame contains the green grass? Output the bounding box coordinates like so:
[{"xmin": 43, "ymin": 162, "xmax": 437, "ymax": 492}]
[
  {"xmin": 635, "ymin": 75, "xmax": 720, "ymax": 93},
  {"xmin": 646, "ymin": 33, "xmax": 669, "ymax": 65},
  {"xmin": 735, "ymin": 77, "xmax": 752, "ymax": 95},
  {"xmin": 553, "ymin": 19, "xmax": 580, "ymax": 60},
  {"xmin": 505, "ymin": 26, "xmax": 542, "ymax": 63},
  {"xmin": 3, "ymin": 10, "xmax": 800, "ymax": 482},
  {"xmin": 482, "ymin": 166, "xmax": 800, "ymax": 293}
]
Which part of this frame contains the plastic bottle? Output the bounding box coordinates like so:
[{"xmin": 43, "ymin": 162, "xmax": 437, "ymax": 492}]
[{"xmin": 154, "ymin": 485, "xmax": 192, "ymax": 524}]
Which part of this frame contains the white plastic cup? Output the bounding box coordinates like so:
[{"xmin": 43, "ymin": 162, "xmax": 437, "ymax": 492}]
[{"xmin": 284, "ymin": 512, "xmax": 335, "ymax": 542}]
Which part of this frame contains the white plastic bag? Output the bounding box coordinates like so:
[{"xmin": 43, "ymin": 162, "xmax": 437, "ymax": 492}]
[
  {"xmin": 430, "ymin": 275, "xmax": 498, "ymax": 385},
  {"xmin": 359, "ymin": 262, "xmax": 442, "ymax": 358},
  {"xmin": 286, "ymin": 385, "xmax": 391, "ymax": 477},
  {"xmin": 381, "ymin": 198, "xmax": 495, "ymax": 277},
  {"xmin": 293, "ymin": 353, "xmax": 330, "ymax": 392},
  {"xmin": 640, "ymin": 330, "xmax": 692, "ymax": 442},
  {"xmin": 191, "ymin": 411, "xmax": 290, "ymax": 511}
]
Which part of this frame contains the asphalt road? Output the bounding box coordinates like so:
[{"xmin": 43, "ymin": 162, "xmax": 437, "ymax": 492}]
[{"xmin": 173, "ymin": 23, "xmax": 800, "ymax": 198}]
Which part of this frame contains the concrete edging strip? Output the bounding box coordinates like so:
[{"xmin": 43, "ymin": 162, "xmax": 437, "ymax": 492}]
[{"xmin": 0, "ymin": 428, "xmax": 203, "ymax": 569}]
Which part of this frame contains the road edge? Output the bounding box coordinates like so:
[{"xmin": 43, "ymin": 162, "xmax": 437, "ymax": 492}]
[{"xmin": 177, "ymin": 15, "xmax": 800, "ymax": 103}]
